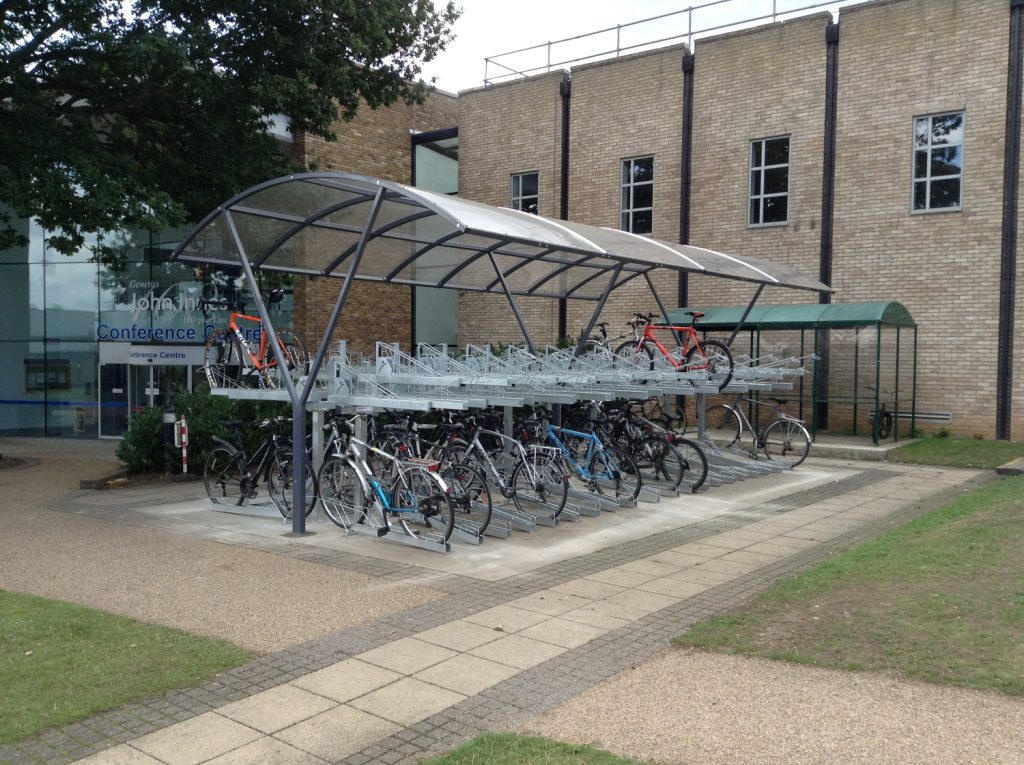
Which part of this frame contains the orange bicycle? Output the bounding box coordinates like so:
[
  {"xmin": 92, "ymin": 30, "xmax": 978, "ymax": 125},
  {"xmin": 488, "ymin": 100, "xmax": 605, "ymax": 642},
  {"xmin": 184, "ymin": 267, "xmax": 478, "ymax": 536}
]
[
  {"xmin": 613, "ymin": 312, "xmax": 734, "ymax": 391},
  {"xmin": 201, "ymin": 289, "xmax": 308, "ymax": 389}
]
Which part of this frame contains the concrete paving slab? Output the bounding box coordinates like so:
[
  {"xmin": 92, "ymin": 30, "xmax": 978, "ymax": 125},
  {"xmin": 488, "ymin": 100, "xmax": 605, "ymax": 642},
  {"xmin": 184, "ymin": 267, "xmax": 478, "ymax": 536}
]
[
  {"xmin": 273, "ymin": 705, "xmax": 399, "ymax": 761},
  {"xmin": 204, "ymin": 737, "xmax": 326, "ymax": 765},
  {"xmin": 636, "ymin": 575, "xmax": 710, "ymax": 599},
  {"xmin": 559, "ymin": 603, "xmax": 632, "ymax": 630},
  {"xmin": 216, "ymin": 684, "xmax": 338, "ymax": 733},
  {"xmin": 469, "ymin": 633, "xmax": 568, "ymax": 669},
  {"xmin": 355, "ymin": 637, "xmax": 458, "ymax": 675},
  {"xmin": 506, "ymin": 590, "xmax": 593, "ymax": 617},
  {"xmin": 73, "ymin": 746, "xmax": 163, "ymax": 764},
  {"xmin": 462, "ymin": 604, "xmax": 551, "ymax": 633},
  {"xmin": 348, "ymin": 677, "xmax": 466, "ymax": 727},
  {"xmin": 517, "ymin": 617, "xmax": 608, "ymax": 648},
  {"xmin": 130, "ymin": 712, "xmax": 262, "ymax": 765},
  {"xmin": 584, "ymin": 566, "xmax": 661, "ymax": 588},
  {"xmin": 413, "ymin": 654, "xmax": 522, "ymax": 696},
  {"xmin": 290, "ymin": 658, "xmax": 402, "ymax": 703},
  {"xmin": 549, "ymin": 578, "xmax": 628, "ymax": 600},
  {"xmin": 601, "ymin": 589, "xmax": 679, "ymax": 618},
  {"xmin": 414, "ymin": 619, "xmax": 507, "ymax": 652}
]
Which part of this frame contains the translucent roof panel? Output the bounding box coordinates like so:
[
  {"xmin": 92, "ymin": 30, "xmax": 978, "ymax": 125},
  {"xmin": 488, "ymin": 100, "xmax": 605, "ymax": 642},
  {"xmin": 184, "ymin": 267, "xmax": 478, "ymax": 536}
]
[
  {"xmin": 665, "ymin": 301, "xmax": 916, "ymax": 330},
  {"xmin": 173, "ymin": 172, "xmax": 832, "ymax": 299}
]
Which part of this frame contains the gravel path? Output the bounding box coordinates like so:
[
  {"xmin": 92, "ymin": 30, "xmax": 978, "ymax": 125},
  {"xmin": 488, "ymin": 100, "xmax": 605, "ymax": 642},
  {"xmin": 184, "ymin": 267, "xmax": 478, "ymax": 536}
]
[
  {"xmin": 523, "ymin": 639, "xmax": 1024, "ymax": 763},
  {"xmin": 0, "ymin": 438, "xmax": 443, "ymax": 653}
]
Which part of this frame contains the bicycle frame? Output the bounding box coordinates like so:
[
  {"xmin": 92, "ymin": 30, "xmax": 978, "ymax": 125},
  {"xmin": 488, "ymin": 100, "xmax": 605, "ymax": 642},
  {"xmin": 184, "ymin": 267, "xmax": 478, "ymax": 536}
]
[
  {"xmin": 543, "ymin": 424, "xmax": 612, "ymax": 481},
  {"xmin": 227, "ymin": 312, "xmax": 277, "ymax": 373},
  {"xmin": 632, "ymin": 324, "xmax": 702, "ymax": 369},
  {"xmin": 462, "ymin": 428, "xmax": 540, "ymax": 492}
]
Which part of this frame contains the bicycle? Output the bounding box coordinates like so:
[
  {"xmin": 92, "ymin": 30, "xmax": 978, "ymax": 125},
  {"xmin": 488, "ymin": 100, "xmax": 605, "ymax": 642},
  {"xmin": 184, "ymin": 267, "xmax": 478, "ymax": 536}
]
[
  {"xmin": 452, "ymin": 415, "xmax": 569, "ymax": 520},
  {"xmin": 317, "ymin": 415, "xmax": 455, "ymax": 542},
  {"xmin": 613, "ymin": 312, "xmax": 734, "ymax": 391},
  {"xmin": 705, "ymin": 395, "xmax": 811, "ymax": 467},
  {"xmin": 523, "ymin": 406, "xmax": 642, "ymax": 502},
  {"xmin": 865, "ymin": 386, "xmax": 900, "ymax": 440},
  {"xmin": 599, "ymin": 401, "xmax": 708, "ymax": 492},
  {"xmin": 356, "ymin": 412, "xmax": 493, "ymax": 535},
  {"xmin": 203, "ymin": 417, "xmax": 318, "ymax": 519},
  {"xmin": 201, "ymin": 289, "xmax": 308, "ymax": 390}
]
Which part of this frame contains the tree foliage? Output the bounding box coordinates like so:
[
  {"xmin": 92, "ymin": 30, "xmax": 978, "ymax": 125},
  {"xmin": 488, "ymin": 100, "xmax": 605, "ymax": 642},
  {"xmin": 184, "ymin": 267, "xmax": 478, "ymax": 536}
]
[{"xmin": 0, "ymin": 0, "xmax": 459, "ymax": 264}]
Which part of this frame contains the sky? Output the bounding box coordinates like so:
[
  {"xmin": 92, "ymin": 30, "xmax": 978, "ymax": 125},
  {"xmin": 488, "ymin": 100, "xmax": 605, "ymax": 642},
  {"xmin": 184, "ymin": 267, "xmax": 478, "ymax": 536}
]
[{"xmin": 419, "ymin": 0, "xmax": 851, "ymax": 94}]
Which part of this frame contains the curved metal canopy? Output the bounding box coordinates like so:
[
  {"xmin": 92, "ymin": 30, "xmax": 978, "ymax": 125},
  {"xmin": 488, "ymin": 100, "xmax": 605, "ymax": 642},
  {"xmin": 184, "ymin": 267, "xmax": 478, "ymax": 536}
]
[
  {"xmin": 666, "ymin": 301, "xmax": 916, "ymax": 331},
  {"xmin": 172, "ymin": 172, "xmax": 831, "ymax": 299}
]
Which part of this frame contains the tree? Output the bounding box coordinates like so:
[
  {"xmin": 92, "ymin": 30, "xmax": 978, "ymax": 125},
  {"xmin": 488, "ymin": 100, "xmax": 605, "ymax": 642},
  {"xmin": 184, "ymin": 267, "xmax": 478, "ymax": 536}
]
[{"xmin": 0, "ymin": 0, "xmax": 459, "ymax": 264}]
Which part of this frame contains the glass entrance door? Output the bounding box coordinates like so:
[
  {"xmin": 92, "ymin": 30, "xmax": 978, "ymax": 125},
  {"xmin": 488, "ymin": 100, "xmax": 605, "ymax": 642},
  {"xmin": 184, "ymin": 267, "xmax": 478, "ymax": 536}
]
[
  {"xmin": 130, "ymin": 365, "xmax": 188, "ymax": 414},
  {"xmin": 99, "ymin": 364, "xmax": 129, "ymax": 438}
]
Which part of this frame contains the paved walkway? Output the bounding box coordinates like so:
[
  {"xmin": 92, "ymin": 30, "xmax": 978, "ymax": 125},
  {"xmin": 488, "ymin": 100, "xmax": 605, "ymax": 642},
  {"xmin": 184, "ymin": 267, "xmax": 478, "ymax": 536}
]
[{"xmin": 0, "ymin": 439, "xmax": 1008, "ymax": 764}]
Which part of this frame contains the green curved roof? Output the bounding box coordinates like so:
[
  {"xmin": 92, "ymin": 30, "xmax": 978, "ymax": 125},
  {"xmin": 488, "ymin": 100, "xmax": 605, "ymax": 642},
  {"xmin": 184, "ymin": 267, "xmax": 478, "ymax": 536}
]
[{"xmin": 665, "ymin": 301, "xmax": 915, "ymax": 330}]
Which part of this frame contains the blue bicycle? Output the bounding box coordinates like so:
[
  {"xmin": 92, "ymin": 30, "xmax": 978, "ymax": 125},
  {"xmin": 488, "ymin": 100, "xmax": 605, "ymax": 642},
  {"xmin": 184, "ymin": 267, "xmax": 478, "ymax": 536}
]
[{"xmin": 522, "ymin": 412, "xmax": 641, "ymax": 502}]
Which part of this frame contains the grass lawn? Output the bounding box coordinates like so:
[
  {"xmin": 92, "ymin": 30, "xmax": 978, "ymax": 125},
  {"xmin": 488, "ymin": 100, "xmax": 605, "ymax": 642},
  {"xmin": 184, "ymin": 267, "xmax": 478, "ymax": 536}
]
[
  {"xmin": 0, "ymin": 591, "xmax": 251, "ymax": 745},
  {"xmin": 422, "ymin": 733, "xmax": 652, "ymax": 765},
  {"xmin": 888, "ymin": 436, "xmax": 1024, "ymax": 469},
  {"xmin": 674, "ymin": 475, "xmax": 1024, "ymax": 696}
]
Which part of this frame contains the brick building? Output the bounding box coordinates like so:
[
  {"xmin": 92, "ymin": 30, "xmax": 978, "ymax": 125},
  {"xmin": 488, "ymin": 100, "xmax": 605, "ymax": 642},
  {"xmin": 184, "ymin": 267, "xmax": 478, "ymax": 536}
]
[{"xmin": 453, "ymin": 0, "xmax": 1024, "ymax": 440}]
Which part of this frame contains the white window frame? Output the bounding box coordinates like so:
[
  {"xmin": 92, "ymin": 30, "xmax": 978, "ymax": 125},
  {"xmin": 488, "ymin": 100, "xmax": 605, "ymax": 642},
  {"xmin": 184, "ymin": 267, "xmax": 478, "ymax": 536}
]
[
  {"xmin": 510, "ymin": 172, "xmax": 539, "ymax": 215},
  {"xmin": 620, "ymin": 156, "xmax": 654, "ymax": 236},
  {"xmin": 912, "ymin": 111, "xmax": 964, "ymax": 214},
  {"xmin": 748, "ymin": 135, "xmax": 789, "ymax": 227}
]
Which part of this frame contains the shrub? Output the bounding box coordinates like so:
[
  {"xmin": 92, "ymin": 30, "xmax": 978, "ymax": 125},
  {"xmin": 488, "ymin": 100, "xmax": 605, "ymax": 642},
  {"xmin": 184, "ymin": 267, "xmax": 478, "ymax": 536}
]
[
  {"xmin": 116, "ymin": 406, "xmax": 167, "ymax": 473},
  {"xmin": 115, "ymin": 388, "xmax": 290, "ymax": 474}
]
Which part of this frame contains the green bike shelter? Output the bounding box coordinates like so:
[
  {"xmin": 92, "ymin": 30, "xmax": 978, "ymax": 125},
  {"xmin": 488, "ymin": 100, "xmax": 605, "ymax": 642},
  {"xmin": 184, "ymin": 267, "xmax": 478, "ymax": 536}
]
[{"xmin": 666, "ymin": 301, "xmax": 917, "ymax": 443}]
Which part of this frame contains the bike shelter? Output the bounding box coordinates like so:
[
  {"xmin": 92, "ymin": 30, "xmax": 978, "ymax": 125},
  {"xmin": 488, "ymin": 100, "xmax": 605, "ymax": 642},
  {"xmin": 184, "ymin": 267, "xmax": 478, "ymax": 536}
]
[
  {"xmin": 172, "ymin": 172, "xmax": 833, "ymax": 547},
  {"xmin": 666, "ymin": 302, "xmax": 918, "ymax": 444}
]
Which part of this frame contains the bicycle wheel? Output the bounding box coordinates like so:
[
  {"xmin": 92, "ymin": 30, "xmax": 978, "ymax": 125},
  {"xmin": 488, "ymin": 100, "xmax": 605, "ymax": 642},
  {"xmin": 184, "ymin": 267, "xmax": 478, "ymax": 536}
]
[
  {"xmin": 877, "ymin": 409, "xmax": 893, "ymax": 440},
  {"xmin": 684, "ymin": 339, "xmax": 734, "ymax": 391},
  {"xmin": 441, "ymin": 462, "xmax": 492, "ymax": 535},
  {"xmin": 203, "ymin": 446, "xmax": 245, "ymax": 505},
  {"xmin": 510, "ymin": 447, "xmax": 569, "ymax": 519},
  {"xmin": 394, "ymin": 467, "xmax": 455, "ymax": 542},
  {"xmin": 268, "ymin": 453, "xmax": 317, "ymax": 519},
  {"xmin": 671, "ymin": 436, "xmax": 709, "ymax": 493},
  {"xmin": 761, "ymin": 419, "xmax": 811, "ymax": 468},
  {"xmin": 705, "ymin": 404, "xmax": 742, "ymax": 448},
  {"xmin": 632, "ymin": 436, "xmax": 684, "ymax": 490},
  {"xmin": 318, "ymin": 456, "xmax": 365, "ymax": 530},
  {"xmin": 613, "ymin": 341, "xmax": 653, "ymax": 372},
  {"xmin": 202, "ymin": 329, "xmax": 243, "ymax": 389},
  {"xmin": 588, "ymin": 445, "xmax": 641, "ymax": 502},
  {"xmin": 267, "ymin": 328, "xmax": 308, "ymax": 388}
]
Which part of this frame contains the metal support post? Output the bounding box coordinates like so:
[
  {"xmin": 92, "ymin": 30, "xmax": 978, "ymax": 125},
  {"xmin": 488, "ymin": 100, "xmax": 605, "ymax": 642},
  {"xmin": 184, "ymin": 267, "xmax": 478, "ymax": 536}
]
[
  {"xmin": 487, "ymin": 251, "xmax": 537, "ymax": 354},
  {"xmin": 725, "ymin": 284, "xmax": 764, "ymax": 349},
  {"xmin": 573, "ymin": 264, "xmax": 624, "ymax": 357}
]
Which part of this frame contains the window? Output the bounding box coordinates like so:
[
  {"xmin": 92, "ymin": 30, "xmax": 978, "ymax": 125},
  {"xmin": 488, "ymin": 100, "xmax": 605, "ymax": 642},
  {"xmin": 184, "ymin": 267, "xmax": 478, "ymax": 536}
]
[
  {"xmin": 621, "ymin": 157, "xmax": 654, "ymax": 235},
  {"xmin": 749, "ymin": 136, "xmax": 789, "ymax": 225},
  {"xmin": 913, "ymin": 111, "xmax": 963, "ymax": 212},
  {"xmin": 511, "ymin": 172, "xmax": 538, "ymax": 214}
]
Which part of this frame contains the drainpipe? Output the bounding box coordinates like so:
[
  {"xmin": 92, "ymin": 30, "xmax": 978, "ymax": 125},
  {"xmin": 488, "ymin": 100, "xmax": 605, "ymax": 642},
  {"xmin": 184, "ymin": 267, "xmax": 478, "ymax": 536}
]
[
  {"xmin": 679, "ymin": 51, "xmax": 695, "ymax": 307},
  {"xmin": 996, "ymin": 0, "xmax": 1023, "ymax": 439},
  {"xmin": 558, "ymin": 73, "xmax": 571, "ymax": 341}
]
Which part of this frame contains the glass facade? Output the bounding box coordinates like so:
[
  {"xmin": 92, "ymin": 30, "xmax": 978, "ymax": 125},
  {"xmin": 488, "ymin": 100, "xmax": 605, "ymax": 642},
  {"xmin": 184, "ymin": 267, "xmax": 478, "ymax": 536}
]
[{"xmin": 0, "ymin": 218, "xmax": 295, "ymax": 438}]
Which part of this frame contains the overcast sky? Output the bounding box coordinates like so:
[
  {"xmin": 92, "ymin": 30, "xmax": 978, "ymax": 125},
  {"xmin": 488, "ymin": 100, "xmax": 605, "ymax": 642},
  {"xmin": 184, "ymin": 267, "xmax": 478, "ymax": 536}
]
[{"xmin": 420, "ymin": 0, "xmax": 852, "ymax": 94}]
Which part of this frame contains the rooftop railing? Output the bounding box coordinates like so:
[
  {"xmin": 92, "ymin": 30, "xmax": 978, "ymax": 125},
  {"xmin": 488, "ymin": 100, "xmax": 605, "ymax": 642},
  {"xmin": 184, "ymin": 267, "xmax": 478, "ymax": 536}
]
[{"xmin": 483, "ymin": 0, "xmax": 859, "ymax": 86}]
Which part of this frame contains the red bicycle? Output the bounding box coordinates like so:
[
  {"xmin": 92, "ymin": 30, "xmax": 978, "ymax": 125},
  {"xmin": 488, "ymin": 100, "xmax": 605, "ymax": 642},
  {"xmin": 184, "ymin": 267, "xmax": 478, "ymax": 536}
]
[
  {"xmin": 202, "ymin": 289, "xmax": 308, "ymax": 389},
  {"xmin": 613, "ymin": 312, "xmax": 734, "ymax": 391}
]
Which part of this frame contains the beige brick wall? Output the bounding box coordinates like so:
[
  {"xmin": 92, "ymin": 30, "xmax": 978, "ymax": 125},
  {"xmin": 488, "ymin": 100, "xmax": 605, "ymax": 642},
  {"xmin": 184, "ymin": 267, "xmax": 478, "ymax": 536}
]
[
  {"xmin": 687, "ymin": 13, "xmax": 829, "ymax": 315},
  {"xmin": 832, "ymin": 0, "xmax": 1009, "ymax": 436},
  {"xmin": 457, "ymin": 72, "xmax": 565, "ymax": 346},
  {"xmin": 292, "ymin": 89, "xmax": 458, "ymax": 356},
  {"xmin": 564, "ymin": 47, "xmax": 687, "ymax": 345}
]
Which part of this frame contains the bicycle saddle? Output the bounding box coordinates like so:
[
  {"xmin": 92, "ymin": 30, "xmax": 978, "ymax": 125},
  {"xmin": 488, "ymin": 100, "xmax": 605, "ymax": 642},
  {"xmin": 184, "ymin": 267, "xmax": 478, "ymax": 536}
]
[
  {"xmin": 220, "ymin": 419, "xmax": 242, "ymax": 429},
  {"xmin": 770, "ymin": 397, "xmax": 788, "ymax": 405},
  {"xmin": 685, "ymin": 311, "xmax": 705, "ymax": 319}
]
